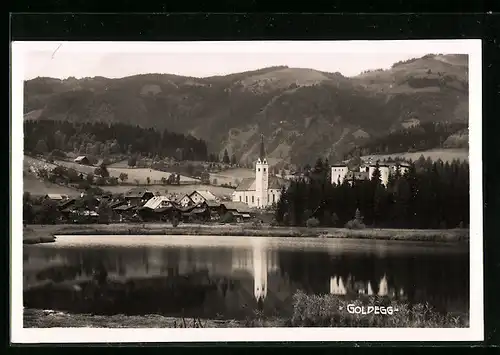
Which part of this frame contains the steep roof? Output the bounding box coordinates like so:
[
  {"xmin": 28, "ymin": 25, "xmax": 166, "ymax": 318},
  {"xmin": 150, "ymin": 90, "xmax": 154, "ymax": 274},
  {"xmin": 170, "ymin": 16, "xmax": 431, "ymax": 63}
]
[
  {"xmin": 234, "ymin": 176, "xmax": 288, "ymax": 192},
  {"xmin": 45, "ymin": 194, "xmax": 65, "ymax": 200},
  {"xmin": 222, "ymin": 201, "xmax": 253, "ymax": 213},
  {"xmin": 235, "ymin": 178, "xmax": 256, "ymax": 191},
  {"xmin": 125, "ymin": 187, "xmax": 152, "ymax": 198},
  {"xmin": 74, "ymin": 156, "xmax": 88, "ymax": 162},
  {"xmin": 190, "ymin": 190, "xmax": 218, "ymax": 201},
  {"xmin": 143, "ymin": 196, "xmax": 172, "ymax": 210}
]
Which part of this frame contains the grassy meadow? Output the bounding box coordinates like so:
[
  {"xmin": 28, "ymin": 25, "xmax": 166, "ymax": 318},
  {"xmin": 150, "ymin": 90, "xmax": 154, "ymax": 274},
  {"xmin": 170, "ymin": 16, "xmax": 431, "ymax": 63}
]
[
  {"xmin": 23, "ymin": 223, "xmax": 469, "ymax": 245},
  {"xmin": 53, "ymin": 159, "xmax": 199, "ymax": 184},
  {"xmin": 23, "ymin": 173, "xmax": 80, "ymax": 196}
]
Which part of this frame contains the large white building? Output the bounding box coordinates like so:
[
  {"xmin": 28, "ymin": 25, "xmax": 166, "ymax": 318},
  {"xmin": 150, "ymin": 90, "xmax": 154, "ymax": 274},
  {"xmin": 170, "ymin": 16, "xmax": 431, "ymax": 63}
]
[
  {"xmin": 232, "ymin": 135, "xmax": 287, "ymax": 208},
  {"xmin": 330, "ymin": 162, "xmax": 410, "ymax": 187}
]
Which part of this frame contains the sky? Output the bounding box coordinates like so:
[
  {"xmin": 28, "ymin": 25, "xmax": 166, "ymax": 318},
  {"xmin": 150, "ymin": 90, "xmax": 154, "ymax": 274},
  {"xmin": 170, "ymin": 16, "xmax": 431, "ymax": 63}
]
[
  {"xmin": 19, "ymin": 43, "xmax": 435, "ymax": 80},
  {"xmin": 17, "ymin": 41, "xmax": 470, "ymax": 80}
]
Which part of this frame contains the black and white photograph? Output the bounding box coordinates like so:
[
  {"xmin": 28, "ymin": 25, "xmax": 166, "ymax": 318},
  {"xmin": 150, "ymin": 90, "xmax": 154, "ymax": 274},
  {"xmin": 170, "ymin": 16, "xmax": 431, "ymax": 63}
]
[{"xmin": 11, "ymin": 40, "xmax": 483, "ymax": 343}]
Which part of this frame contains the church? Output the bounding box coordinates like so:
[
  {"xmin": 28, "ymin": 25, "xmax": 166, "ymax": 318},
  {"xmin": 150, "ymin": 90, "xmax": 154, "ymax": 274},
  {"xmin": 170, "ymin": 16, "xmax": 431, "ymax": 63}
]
[{"xmin": 232, "ymin": 135, "xmax": 287, "ymax": 209}]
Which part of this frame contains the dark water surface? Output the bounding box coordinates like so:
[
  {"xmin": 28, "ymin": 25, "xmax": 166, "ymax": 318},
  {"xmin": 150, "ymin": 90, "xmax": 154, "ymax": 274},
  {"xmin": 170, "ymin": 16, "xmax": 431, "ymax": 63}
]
[{"xmin": 23, "ymin": 235, "xmax": 469, "ymax": 321}]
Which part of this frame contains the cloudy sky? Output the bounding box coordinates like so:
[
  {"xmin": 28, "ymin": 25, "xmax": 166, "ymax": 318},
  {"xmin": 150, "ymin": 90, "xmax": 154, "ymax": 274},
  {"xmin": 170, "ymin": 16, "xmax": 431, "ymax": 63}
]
[{"xmin": 17, "ymin": 41, "xmax": 468, "ymax": 80}]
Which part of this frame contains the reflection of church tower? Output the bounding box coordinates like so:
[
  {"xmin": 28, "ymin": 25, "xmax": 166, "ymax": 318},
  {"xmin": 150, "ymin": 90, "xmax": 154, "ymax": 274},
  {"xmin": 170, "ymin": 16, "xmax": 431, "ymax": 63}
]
[
  {"xmin": 253, "ymin": 241, "xmax": 268, "ymax": 303},
  {"xmin": 255, "ymin": 134, "xmax": 269, "ymax": 208}
]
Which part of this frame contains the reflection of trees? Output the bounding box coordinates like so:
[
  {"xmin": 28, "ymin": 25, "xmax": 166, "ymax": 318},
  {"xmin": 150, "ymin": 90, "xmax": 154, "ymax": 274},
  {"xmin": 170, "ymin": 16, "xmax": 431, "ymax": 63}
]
[{"xmin": 278, "ymin": 249, "xmax": 469, "ymax": 313}]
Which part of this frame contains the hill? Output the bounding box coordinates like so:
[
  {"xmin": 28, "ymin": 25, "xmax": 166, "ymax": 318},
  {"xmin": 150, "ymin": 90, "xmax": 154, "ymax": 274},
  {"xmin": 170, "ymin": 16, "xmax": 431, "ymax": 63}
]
[{"xmin": 24, "ymin": 54, "xmax": 468, "ymax": 166}]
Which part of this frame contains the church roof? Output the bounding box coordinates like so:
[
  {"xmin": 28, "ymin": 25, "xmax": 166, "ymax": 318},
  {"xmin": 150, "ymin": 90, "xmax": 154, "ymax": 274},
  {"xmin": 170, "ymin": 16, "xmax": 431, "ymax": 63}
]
[
  {"xmin": 235, "ymin": 178, "xmax": 256, "ymax": 191},
  {"xmin": 234, "ymin": 176, "xmax": 288, "ymax": 192}
]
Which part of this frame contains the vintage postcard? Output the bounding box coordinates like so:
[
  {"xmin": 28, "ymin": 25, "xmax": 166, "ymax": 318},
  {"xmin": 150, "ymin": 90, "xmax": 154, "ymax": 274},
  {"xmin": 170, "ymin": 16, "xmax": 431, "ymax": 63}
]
[{"xmin": 11, "ymin": 40, "xmax": 483, "ymax": 343}]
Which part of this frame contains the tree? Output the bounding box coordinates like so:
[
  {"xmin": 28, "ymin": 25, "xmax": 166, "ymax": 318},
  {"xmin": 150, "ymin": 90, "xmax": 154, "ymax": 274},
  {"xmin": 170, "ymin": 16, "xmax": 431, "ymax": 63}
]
[
  {"xmin": 97, "ymin": 200, "xmax": 113, "ymax": 224},
  {"xmin": 128, "ymin": 155, "xmax": 137, "ymax": 167},
  {"xmin": 222, "ymin": 149, "xmax": 230, "ymax": 164},
  {"xmin": 23, "ymin": 192, "xmax": 34, "ymax": 224},
  {"xmin": 230, "ymin": 154, "xmax": 237, "ymax": 166},
  {"xmin": 201, "ymin": 171, "xmax": 210, "ymax": 184},
  {"xmin": 176, "ymin": 174, "xmax": 181, "ymax": 185},
  {"xmin": 146, "ymin": 176, "xmax": 151, "ymax": 185},
  {"xmin": 99, "ymin": 163, "xmax": 110, "ymax": 178},
  {"xmin": 35, "ymin": 139, "xmax": 48, "ymax": 154},
  {"xmin": 331, "ymin": 212, "xmax": 339, "ymax": 227},
  {"xmin": 35, "ymin": 199, "xmax": 59, "ymax": 224},
  {"xmin": 119, "ymin": 172, "xmax": 128, "ymax": 183},
  {"xmin": 86, "ymin": 173, "xmax": 94, "ymax": 184},
  {"xmin": 370, "ymin": 162, "xmax": 382, "ymax": 186},
  {"xmin": 167, "ymin": 174, "xmax": 176, "ymax": 185}
]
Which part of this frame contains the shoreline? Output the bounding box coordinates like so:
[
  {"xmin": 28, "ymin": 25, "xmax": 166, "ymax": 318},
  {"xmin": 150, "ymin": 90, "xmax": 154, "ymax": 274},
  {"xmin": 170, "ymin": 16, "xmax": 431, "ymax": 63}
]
[{"xmin": 23, "ymin": 223, "xmax": 469, "ymax": 245}]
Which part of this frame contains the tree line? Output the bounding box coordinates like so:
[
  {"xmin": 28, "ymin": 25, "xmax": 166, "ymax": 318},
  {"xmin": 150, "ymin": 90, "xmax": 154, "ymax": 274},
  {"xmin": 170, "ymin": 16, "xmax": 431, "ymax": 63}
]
[
  {"xmin": 275, "ymin": 157, "xmax": 469, "ymax": 229},
  {"xmin": 24, "ymin": 120, "xmax": 209, "ymax": 161}
]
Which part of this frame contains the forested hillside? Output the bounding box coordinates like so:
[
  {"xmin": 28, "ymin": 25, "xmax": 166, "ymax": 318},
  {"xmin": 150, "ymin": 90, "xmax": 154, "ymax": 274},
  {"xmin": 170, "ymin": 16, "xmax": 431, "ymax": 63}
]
[
  {"xmin": 24, "ymin": 120, "xmax": 209, "ymax": 161},
  {"xmin": 24, "ymin": 54, "xmax": 468, "ymax": 166}
]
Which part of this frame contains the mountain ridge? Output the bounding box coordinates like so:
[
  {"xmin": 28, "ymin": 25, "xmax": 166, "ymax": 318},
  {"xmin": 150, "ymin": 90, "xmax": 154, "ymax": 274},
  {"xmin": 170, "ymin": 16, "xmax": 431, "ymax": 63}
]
[{"xmin": 24, "ymin": 54, "xmax": 468, "ymax": 166}]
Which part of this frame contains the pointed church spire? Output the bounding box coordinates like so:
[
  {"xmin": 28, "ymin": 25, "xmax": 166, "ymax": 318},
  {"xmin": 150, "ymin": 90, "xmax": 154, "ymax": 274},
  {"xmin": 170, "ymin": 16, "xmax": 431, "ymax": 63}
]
[{"xmin": 259, "ymin": 134, "xmax": 266, "ymax": 160}]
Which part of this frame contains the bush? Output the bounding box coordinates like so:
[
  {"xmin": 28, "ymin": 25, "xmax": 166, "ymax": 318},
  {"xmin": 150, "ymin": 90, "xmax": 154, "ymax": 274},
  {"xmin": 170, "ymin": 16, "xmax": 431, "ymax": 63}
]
[
  {"xmin": 220, "ymin": 212, "xmax": 235, "ymax": 224},
  {"xmin": 50, "ymin": 149, "xmax": 67, "ymax": 158},
  {"xmin": 306, "ymin": 217, "xmax": 320, "ymax": 228},
  {"xmin": 345, "ymin": 219, "xmax": 366, "ymax": 230},
  {"xmin": 290, "ymin": 290, "xmax": 467, "ymax": 328}
]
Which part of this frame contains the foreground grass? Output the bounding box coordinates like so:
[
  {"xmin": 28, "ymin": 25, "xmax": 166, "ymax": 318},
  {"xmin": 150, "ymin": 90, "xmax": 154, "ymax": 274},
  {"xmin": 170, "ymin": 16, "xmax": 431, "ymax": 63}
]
[
  {"xmin": 24, "ymin": 291, "xmax": 467, "ymax": 328},
  {"xmin": 23, "ymin": 309, "xmax": 286, "ymax": 328},
  {"xmin": 290, "ymin": 291, "xmax": 468, "ymax": 328},
  {"xmin": 23, "ymin": 223, "xmax": 469, "ymax": 245}
]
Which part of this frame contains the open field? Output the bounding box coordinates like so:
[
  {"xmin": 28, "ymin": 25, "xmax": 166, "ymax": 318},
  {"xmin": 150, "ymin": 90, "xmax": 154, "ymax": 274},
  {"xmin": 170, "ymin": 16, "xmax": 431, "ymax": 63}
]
[
  {"xmin": 23, "ymin": 174, "xmax": 80, "ymax": 196},
  {"xmin": 23, "ymin": 224, "xmax": 469, "ymax": 245},
  {"xmin": 361, "ymin": 148, "xmax": 468, "ymax": 163},
  {"xmin": 24, "ymin": 155, "xmax": 58, "ymax": 172},
  {"xmin": 101, "ymin": 184, "xmax": 235, "ymax": 197},
  {"xmin": 53, "ymin": 159, "xmax": 200, "ymax": 184},
  {"xmin": 209, "ymin": 168, "xmax": 255, "ymax": 186}
]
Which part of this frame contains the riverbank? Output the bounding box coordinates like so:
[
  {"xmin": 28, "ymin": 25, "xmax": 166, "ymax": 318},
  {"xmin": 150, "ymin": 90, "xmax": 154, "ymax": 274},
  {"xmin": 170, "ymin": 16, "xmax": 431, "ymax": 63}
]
[
  {"xmin": 23, "ymin": 308, "xmax": 285, "ymax": 328},
  {"xmin": 23, "ymin": 223, "xmax": 469, "ymax": 245},
  {"xmin": 24, "ymin": 291, "xmax": 468, "ymax": 328}
]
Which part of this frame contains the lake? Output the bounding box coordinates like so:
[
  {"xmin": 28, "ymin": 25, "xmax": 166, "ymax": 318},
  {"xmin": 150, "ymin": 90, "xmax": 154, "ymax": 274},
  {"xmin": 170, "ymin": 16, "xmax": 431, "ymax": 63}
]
[{"xmin": 23, "ymin": 235, "xmax": 469, "ymax": 322}]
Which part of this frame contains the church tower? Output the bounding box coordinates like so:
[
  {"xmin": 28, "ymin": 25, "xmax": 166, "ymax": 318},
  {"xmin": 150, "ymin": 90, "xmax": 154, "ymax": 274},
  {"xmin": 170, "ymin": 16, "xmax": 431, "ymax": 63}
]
[{"xmin": 255, "ymin": 134, "xmax": 269, "ymax": 208}]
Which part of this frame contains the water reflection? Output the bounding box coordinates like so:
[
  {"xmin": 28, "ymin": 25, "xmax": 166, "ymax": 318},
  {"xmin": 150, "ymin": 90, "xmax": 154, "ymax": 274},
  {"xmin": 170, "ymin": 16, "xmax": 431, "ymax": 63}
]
[{"xmin": 23, "ymin": 238, "xmax": 469, "ymax": 320}]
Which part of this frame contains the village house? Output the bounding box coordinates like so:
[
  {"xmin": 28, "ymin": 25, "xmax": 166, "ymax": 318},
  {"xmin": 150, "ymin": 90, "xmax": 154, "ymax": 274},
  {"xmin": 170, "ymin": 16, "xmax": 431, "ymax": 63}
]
[
  {"xmin": 232, "ymin": 135, "xmax": 288, "ymax": 208},
  {"xmin": 220, "ymin": 202, "xmax": 253, "ymax": 222},
  {"xmin": 188, "ymin": 190, "xmax": 220, "ymax": 205},
  {"xmin": 177, "ymin": 194, "xmax": 195, "ymax": 208},
  {"xmin": 74, "ymin": 156, "xmax": 91, "ymax": 165},
  {"xmin": 123, "ymin": 187, "xmax": 155, "ymax": 206},
  {"xmin": 44, "ymin": 193, "xmax": 70, "ymax": 201},
  {"xmin": 142, "ymin": 196, "xmax": 173, "ymax": 210}
]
